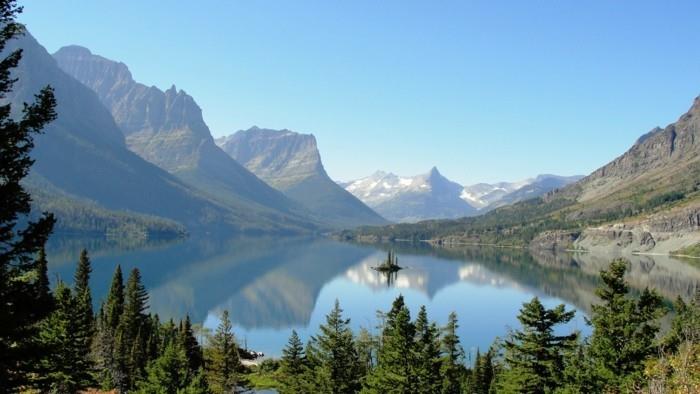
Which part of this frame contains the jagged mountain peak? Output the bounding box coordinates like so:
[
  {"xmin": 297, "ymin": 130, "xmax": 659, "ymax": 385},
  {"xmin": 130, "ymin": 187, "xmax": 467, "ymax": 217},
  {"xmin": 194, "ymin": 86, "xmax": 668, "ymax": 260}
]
[
  {"xmin": 53, "ymin": 43, "xmax": 313, "ymax": 226},
  {"xmin": 344, "ymin": 169, "xmax": 475, "ymax": 222}
]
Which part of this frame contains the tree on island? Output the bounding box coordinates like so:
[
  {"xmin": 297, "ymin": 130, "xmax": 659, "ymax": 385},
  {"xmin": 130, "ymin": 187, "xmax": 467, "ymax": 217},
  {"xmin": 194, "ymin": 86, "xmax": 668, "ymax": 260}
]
[{"xmin": 375, "ymin": 250, "xmax": 402, "ymax": 272}]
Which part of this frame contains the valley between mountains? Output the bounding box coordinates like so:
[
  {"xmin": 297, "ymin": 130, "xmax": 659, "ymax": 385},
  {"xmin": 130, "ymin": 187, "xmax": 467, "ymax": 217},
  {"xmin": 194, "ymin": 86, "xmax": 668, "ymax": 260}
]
[{"xmin": 5, "ymin": 29, "xmax": 700, "ymax": 259}]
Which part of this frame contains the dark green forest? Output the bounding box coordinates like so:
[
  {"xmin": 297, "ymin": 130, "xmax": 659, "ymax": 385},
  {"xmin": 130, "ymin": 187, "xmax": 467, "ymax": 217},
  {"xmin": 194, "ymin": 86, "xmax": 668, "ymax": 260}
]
[{"xmin": 1, "ymin": 1, "xmax": 699, "ymax": 392}]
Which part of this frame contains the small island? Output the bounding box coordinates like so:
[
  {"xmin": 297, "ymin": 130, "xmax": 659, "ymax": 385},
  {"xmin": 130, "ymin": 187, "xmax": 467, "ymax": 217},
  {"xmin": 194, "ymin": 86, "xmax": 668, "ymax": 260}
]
[{"xmin": 373, "ymin": 250, "xmax": 403, "ymax": 272}]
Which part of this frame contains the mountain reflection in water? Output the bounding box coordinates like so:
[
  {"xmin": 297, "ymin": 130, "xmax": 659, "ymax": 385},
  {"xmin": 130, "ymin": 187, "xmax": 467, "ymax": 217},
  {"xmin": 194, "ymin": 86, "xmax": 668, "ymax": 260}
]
[{"xmin": 46, "ymin": 235, "xmax": 700, "ymax": 357}]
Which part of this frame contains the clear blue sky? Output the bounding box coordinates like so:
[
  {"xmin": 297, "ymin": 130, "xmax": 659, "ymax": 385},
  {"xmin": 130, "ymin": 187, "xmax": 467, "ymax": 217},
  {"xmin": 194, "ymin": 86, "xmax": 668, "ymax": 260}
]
[{"xmin": 18, "ymin": 1, "xmax": 700, "ymax": 185}]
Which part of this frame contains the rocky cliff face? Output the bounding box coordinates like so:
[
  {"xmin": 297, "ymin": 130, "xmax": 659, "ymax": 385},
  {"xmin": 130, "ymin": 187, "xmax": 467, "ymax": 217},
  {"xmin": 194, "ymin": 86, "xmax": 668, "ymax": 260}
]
[
  {"xmin": 575, "ymin": 204, "xmax": 700, "ymax": 254},
  {"xmin": 217, "ymin": 127, "xmax": 387, "ymax": 228},
  {"xmin": 5, "ymin": 33, "xmax": 303, "ymax": 233},
  {"xmin": 52, "ymin": 46, "xmax": 312, "ymax": 224},
  {"xmin": 217, "ymin": 127, "xmax": 324, "ymax": 190},
  {"xmin": 575, "ymin": 97, "xmax": 700, "ymax": 203}
]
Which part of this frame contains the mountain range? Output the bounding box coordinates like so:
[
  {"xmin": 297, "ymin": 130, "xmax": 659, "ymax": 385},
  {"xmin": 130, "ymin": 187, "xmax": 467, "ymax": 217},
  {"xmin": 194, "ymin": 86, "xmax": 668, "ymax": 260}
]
[
  {"xmin": 343, "ymin": 96, "xmax": 700, "ymax": 255},
  {"xmin": 342, "ymin": 169, "xmax": 581, "ymax": 222},
  {"xmin": 5, "ymin": 33, "xmax": 267, "ymax": 236},
  {"xmin": 341, "ymin": 168, "xmax": 476, "ymax": 222},
  {"xmin": 50, "ymin": 45, "xmax": 326, "ymax": 229},
  {"xmin": 215, "ymin": 127, "xmax": 387, "ymax": 228}
]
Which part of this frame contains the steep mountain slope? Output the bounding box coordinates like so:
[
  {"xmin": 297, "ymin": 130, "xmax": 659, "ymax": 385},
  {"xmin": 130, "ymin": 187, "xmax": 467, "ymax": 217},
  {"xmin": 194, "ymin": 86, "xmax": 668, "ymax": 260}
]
[
  {"xmin": 343, "ymin": 168, "xmax": 477, "ymax": 222},
  {"xmin": 52, "ymin": 46, "xmax": 313, "ymax": 225},
  {"xmin": 216, "ymin": 127, "xmax": 387, "ymax": 228},
  {"xmin": 7, "ymin": 32, "xmax": 312, "ymax": 234},
  {"xmin": 343, "ymin": 96, "xmax": 700, "ymax": 254}
]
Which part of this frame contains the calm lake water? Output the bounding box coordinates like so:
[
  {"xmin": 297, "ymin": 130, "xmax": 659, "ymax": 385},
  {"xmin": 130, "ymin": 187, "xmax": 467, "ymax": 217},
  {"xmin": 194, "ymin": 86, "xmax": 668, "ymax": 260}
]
[{"xmin": 46, "ymin": 235, "xmax": 700, "ymax": 359}]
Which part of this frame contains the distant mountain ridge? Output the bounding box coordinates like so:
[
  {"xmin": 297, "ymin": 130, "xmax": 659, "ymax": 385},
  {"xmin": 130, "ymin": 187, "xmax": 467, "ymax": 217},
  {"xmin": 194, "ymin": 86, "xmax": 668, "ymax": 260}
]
[
  {"xmin": 343, "ymin": 167, "xmax": 477, "ymax": 222},
  {"xmin": 52, "ymin": 45, "xmax": 317, "ymax": 230},
  {"xmin": 466, "ymin": 174, "xmax": 583, "ymax": 211},
  {"xmin": 216, "ymin": 127, "xmax": 387, "ymax": 228},
  {"xmin": 343, "ymin": 169, "xmax": 580, "ymax": 222},
  {"xmin": 343, "ymin": 96, "xmax": 700, "ymax": 255}
]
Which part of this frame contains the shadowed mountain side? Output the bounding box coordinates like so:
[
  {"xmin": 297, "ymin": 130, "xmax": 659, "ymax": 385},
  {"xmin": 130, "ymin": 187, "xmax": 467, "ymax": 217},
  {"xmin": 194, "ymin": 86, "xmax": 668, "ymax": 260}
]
[
  {"xmin": 52, "ymin": 45, "xmax": 319, "ymax": 231},
  {"xmin": 3, "ymin": 33, "xmax": 260, "ymax": 232}
]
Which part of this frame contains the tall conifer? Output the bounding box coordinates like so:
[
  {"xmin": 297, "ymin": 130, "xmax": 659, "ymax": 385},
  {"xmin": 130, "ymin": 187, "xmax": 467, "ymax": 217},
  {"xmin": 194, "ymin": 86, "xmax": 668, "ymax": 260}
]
[
  {"xmin": 498, "ymin": 297, "xmax": 577, "ymax": 394},
  {"xmin": 440, "ymin": 312, "xmax": 463, "ymax": 394},
  {"xmin": 206, "ymin": 310, "xmax": 241, "ymax": 394},
  {"xmin": 0, "ymin": 0, "xmax": 58, "ymax": 387}
]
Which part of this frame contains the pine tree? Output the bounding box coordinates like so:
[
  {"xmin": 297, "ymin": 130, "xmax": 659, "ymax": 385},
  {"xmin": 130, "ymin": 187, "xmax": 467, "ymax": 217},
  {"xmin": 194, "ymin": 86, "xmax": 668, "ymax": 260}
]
[
  {"xmin": 662, "ymin": 291, "xmax": 700, "ymax": 352},
  {"xmin": 471, "ymin": 349, "xmax": 494, "ymax": 394},
  {"xmin": 136, "ymin": 341, "xmax": 207, "ymax": 394},
  {"xmin": 73, "ymin": 249, "xmax": 95, "ymax": 382},
  {"xmin": 414, "ymin": 305, "xmax": 442, "ymax": 394},
  {"xmin": 355, "ymin": 327, "xmax": 377, "ymax": 376},
  {"xmin": 440, "ymin": 312, "xmax": 464, "ymax": 394},
  {"xmin": 587, "ymin": 259, "xmax": 663, "ymax": 391},
  {"xmin": 104, "ymin": 265, "xmax": 125, "ymax": 330},
  {"xmin": 96, "ymin": 265, "xmax": 126, "ymax": 390},
  {"xmin": 0, "ymin": 0, "xmax": 58, "ymax": 387},
  {"xmin": 314, "ymin": 299, "xmax": 362, "ymax": 394},
  {"xmin": 281, "ymin": 329, "xmax": 306, "ymax": 375},
  {"xmin": 498, "ymin": 297, "xmax": 577, "ymax": 394},
  {"xmin": 121, "ymin": 268, "xmax": 151, "ymax": 389},
  {"xmin": 206, "ymin": 310, "xmax": 241, "ymax": 394},
  {"xmin": 35, "ymin": 282, "xmax": 93, "ymax": 392},
  {"xmin": 363, "ymin": 295, "xmax": 417, "ymax": 393},
  {"xmin": 74, "ymin": 249, "xmax": 93, "ymax": 319},
  {"xmin": 279, "ymin": 329, "xmax": 308, "ymax": 393},
  {"xmin": 35, "ymin": 247, "xmax": 53, "ymax": 309},
  {"xmin": 179, "ymin": 315, "xmax": 204, "ymax": 374}
]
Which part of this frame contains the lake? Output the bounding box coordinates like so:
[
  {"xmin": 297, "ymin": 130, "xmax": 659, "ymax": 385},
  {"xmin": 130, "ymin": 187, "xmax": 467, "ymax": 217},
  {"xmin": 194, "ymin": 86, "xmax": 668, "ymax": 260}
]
[{"xmin": 45, "ymin": 235, "xmax": 700, "ymax": 361}]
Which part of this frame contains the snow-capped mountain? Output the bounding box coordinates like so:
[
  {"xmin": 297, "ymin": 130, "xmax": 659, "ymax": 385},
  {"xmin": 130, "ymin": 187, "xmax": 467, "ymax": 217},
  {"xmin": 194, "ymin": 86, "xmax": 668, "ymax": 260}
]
[
  {"xmin": 460, "ymin": 179, "xmax": 533, "ymax": 209},
  {"xmin": 342, "ymin": 167, "xmax": 477, "ymax": 222},
  {"xmin": 462, "ymin": 174, "xmax": 583, "ymax": 211},
  {"xmin": 343, "ymin": 170, "xmax": 582, "ymax": 222}
]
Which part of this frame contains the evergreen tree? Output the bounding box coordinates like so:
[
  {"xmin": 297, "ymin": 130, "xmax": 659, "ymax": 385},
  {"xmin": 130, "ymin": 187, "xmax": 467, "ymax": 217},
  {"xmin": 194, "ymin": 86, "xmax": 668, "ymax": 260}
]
[
  {"xmin": 471, "ymin": 349, "xmax": 494, "ymax": 394},
  {"xmin": 206, "ymin": 310, "xmax": 241, "ymax": 394},
  {"xmin": 662, "ymin": 291, "xmax": 700, "ymax": 352},
  {"xmin": 104, "ymin": 265, "xmax": 125, "ymax": 330},
  {"xmin": 364, "ymin": 295, "xmax": 418, "ymax": 393},
  {"xmin": 279, "ymin": 330, "xmax": 309, "ymax": 393},
  {"xmin": 0, "ymin": 0, "xmax": 58, "ymax": 387},
  {"xmin": 95, "ymin": 265, "xmax": 126, "ymax": 390},
  {"xmin": 413, "ymin": 305, "xmax": 442, "ymax": 394},
  {"xmin": 281, "ymin": 329, "xmax": 306, "ymax": 375},
  {"xmin": 35, "ymin": 247, "xmax": 53, "ymax": 309},
  {"xmin": 121, "ymin": 268, "xmax": 151, "ymax": 388},
  {"xmin": 73, "ymin": 249, "xmax": 95, "ymax": 381},
  {"xmin": 587, "ymin": 259, "xmax": 663, "ymax": 391},
  {"xmin": 355, "ymin": 327, "xmax": 377, "ymax": 376},
  {"xmin": 180, "ymin": 315, "xmax": 204, "ymax": 374},
  {"xmin": 74, "ymin": 249, "xmax": 94, "ymax": 321},
  {"xmin": 314, "ymin": 299, "xmax": 362, "ymax": 394},
  {"xmin": 498, "ymin": 297, "xmax": 577, "ymax": 394},
  {"xmin": 136, "ymin": 341, "xmax": 207, "ymax": 394},
  {"xmin": 440, "ymin": 312, "xmax": 463, "ymax": 394},
  {"xmin": 35, "ymin": 282, "xmax": 93, "ymax": 393}
]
